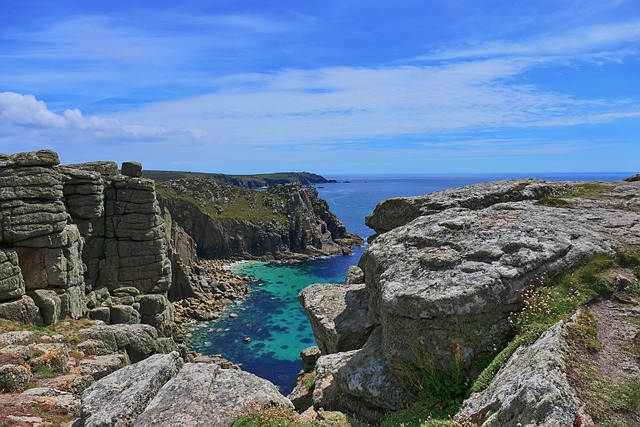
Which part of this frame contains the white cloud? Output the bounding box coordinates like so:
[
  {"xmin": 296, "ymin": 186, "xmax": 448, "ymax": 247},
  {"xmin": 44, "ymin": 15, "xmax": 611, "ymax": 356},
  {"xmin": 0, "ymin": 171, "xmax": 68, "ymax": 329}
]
[
  {"xmin": 112, "ymin": 59, "xmax": 640, "ymax": 147},
  {"xmin": 0, "ymin": 92, "xmax": 208, "ymax": 145}
]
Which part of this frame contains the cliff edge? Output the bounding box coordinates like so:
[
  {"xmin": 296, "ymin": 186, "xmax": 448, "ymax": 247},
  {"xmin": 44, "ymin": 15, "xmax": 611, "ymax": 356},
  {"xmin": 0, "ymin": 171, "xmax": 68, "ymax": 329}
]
[{"xmin": 301, "ymin": 178, "xmax": 640, "ymax": 425}]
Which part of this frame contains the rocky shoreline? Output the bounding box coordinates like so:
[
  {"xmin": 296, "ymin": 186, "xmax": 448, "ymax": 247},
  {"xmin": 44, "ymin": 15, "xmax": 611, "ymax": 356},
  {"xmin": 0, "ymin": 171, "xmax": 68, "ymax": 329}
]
[{"xmin": 1, "ymin": 149, "xmax": 638, "ymax": 427}]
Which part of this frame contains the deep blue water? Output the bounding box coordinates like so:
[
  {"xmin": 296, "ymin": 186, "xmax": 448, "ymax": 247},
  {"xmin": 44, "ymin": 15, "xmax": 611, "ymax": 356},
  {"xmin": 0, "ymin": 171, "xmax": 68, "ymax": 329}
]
[{"xmin": 185, "ymin": 172, "xmax": 632, "ymax": 393}]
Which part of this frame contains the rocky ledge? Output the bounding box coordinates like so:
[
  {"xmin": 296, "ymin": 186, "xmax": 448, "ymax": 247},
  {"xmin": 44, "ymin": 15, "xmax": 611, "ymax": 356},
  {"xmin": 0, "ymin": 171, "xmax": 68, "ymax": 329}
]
[{"xmin": 300, "ymin": 178, "xmax": 640, "ymax": 423}]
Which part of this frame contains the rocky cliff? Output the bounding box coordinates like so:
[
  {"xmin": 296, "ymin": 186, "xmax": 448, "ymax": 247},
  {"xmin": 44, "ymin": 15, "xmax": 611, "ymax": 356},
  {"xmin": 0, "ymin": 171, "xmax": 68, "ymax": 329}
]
[
  {"xmin": 157, "ymin": 178, "xmax": 362, "ymax": 259},
  {"xmin": 301, "ymin": 178, "xmax": 640, "ymax": 424},
  {"xmin": 0, "ymin": 150, "xmax": 176, "ymax": 339},
  {"xmin": 146, "ymin": 170, "xmax": 335, "ymax": 188}
]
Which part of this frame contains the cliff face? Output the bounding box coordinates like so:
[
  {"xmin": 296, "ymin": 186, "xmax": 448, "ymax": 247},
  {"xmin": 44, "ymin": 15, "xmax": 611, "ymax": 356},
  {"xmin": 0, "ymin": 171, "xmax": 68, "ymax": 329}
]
[
  {"xmin": 0, "ymin": 151, "xmax": 175, "ymax": 337},
  {"xmin": 158, "ymin": 179, "xmax": 362, "ymax": 260},
  {"xmin": 301, "ymin": 178, "xmax": 640, "ymax": 422}
]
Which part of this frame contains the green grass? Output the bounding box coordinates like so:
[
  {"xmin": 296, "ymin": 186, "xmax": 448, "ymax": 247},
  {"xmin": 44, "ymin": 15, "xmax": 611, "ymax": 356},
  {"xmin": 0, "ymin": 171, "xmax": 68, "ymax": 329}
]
[
  {"xmin": 157, "ymin": 182, "xmax": 288, "ymax": 224},
  {"xmin": 32, "ymin": 365, "xmax": 57, "ymax": 379},
  {"xmin": 232, "ymin": 404, "xmax": 368, "ymax": 427},
  {"xmin": 305, "ymin": 372, "xmax": 317, "ymax": 392},
  {"xmin": 537, "ymin": 182, "xmax": 611, "ymax": 207}
]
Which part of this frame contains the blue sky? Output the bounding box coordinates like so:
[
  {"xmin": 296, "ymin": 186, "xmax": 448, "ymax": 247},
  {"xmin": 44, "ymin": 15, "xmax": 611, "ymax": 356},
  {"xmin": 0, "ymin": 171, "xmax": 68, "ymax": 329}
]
[{"xmin": 1, "ymin": 0, "xmax": 639, "ymax": 174}]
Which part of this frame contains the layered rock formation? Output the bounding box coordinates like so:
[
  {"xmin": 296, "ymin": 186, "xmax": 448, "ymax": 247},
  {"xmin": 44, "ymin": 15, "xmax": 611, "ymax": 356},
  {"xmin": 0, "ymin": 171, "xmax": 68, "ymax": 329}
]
[
  {"xmin": 0, "ymin": 150, "xmax": 176, "ymax": 337},
  {"xmin": 158, "ymin": 179, "xmax": 362, "ymax": 260},
  {"xmin": 301, "ymin": 178, "xmax": 640, "ymax": 422}
]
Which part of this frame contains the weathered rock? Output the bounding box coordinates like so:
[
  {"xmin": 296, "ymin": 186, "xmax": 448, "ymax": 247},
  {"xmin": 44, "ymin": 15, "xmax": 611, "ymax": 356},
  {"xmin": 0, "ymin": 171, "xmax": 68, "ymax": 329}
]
[
  {"xmin": 122, "ymin": 162, "xmax": 143, "ymax": 178},
  {"xmin": 0, "ymin": 363, "xmax": 31, "ymax": 392},
  {"xmin": 344, "ymin": 265, "xmax": 365, "ymax": 285},
  {"xmin": 81, "ymin": 352, "xmax": 183, "ymax": 427},
  {"xmin": 0, "ymin": 330, "xmax": 36, "ymax": 347},
  {"xmin": 300, "ymin": 345, "xmax": 321, "ymax": 373},
  {"xmin": 3, "ymin": 150, "xmax": 60, "ymax": 167},
  {"xmin": 89, "ymin": 307, "xmax": 110, "ymax": 323},
  {"xmin": 60, "ymin": 285, "xmax": 86, "ymax": 319},
  {"xmin": 298, "ymin": 179, "xmax": 640, "ymax": 418},
  {"xmin": 133, "ymin": 363, "xmax": 293, "ymax": 427},
  {"xmin": 288, "ymin": 371, "xmax": 315, "ymax": 413},
  {"xmin": 457, "ymin": 321, "xmax": 582, "ymax": 426},
  {"xmin": 312, "ymin": 350, "xmax": 358, "ymax": 410},
  {"xmin": 31, "ymin": 343, "xmax": 70, "ymax": 373},
  {"xmin": 78, "ymin": 354, "xmax": 127, "ymax": 380},
  {"xmin": 61, "ymin": 167, "xmax": 105, "ymax": 220},
  {"xmin": 21, "ymin": 387, "xmax": 80, "ymax": 416},
  {"xmin": 76, "ymin": 339, "xmax": 116, "ymax": 357},
  {"xmin": 365, "ymin": 179, "xmax": 563, "ymax": 235},
  {"xmin": 0, "ymin": 249, "xmax": 25, "ymax": 301},
  {"xmin": 110, "ymin": 304, "xmax": 141, "ymax": 325},
  {"xmin": 64, "ymin": 161, "xmax": 119, "ymax": 177},
  {"xmin": 82, "ymin": 324, "xmax": 159, "ymax": 363},
  {"xmin": 28, "ymin": 289, "xmax": 61, "ymax": 325},
  {"xmin": 0, "ymin": 295, "xmax": 43, "ymax": 325},
  {"xmin": 138, "ymin": 294, "xmax": 175, "ymax": 337},
  {"xmin": 359, "ymin": 182, "xmax": 640, "ymax": 381},
  {"xmin": 15, "ymin": 224, "xmax": 84, "ymax": 289},
  {"xmin": 333, "ymin": 328, "xmax": 414, "ymax": 422},
  {"xmin": 299, "ymin": 283, "xmax": 374, "ymax": 354}
]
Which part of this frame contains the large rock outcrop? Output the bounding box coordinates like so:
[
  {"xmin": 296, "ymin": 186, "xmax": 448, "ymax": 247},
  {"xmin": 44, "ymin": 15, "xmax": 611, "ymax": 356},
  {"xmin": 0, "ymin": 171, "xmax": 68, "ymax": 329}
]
[
  {"xmin": 0, "ymin": 150, "xmax": 176, "ymax": 336},
  {"xmin": 302, "ymin": 178, "xmax": 640, "ymax": 420},
  {"xmin": 79, "ymin": 353, "xmax": 293, "ymax": 427}
]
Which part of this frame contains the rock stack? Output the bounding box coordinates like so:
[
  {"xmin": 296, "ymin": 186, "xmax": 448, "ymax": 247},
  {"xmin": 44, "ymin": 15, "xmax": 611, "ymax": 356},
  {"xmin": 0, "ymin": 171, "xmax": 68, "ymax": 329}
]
[{"xmin": 0, "ymin": 150, "xmax": 176, "ymax": 338}]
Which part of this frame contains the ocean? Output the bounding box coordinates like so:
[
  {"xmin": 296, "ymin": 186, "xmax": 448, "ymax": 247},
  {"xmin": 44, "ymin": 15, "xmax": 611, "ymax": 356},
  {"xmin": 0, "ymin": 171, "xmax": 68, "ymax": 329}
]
[{"xmin": 184, "ymin": 172, "xmax": 632, "ymax": 393}]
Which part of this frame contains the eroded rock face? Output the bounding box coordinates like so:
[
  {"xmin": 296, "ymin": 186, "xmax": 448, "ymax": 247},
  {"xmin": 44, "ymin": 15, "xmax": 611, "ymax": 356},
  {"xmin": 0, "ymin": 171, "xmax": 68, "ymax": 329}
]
[
  {"xmin": 0, "ymin": 150, "xmax": 177, "ymax": 334},
  {"xmin": 457, "ymin": 321, "xmax": 581, "ymax": 426},
  {"xmin": 361, "ymin": 196, "xmax": 640, "ymax": 377},
  {"xmin": 79, "ymin": 354, "xmax": 294, "ymax": 427},
  {"xmin": 303, "ymin": 179, "xmax": 640, "ymax": 417},
  {"xmin": 299, "ymin": 283, "xmax": 374, "ymax": 354},
  {"xmin": 159, "ymin": 181, "xmax": 362, "ymax": 260}
]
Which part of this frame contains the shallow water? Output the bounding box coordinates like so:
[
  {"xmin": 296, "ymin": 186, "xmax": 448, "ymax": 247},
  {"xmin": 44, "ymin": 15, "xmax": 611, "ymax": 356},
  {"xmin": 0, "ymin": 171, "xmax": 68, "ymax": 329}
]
[{"xmin": 185, "ymin": 172, "xmax": 632, "ymax": 393}]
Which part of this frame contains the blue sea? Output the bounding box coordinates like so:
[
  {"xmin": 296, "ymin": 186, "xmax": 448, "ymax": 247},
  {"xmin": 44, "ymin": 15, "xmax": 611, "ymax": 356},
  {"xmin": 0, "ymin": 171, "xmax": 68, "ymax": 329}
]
[{"xmin": 185, "ymin": 172, "xmax": 632, "ymax": 393}]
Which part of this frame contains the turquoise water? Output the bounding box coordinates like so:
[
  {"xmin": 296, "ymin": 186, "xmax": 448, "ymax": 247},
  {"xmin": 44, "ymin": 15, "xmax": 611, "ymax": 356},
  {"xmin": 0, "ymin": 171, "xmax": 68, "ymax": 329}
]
[
  {"xmin": 186, "ymin": 249, "xmax": 364, "ymax": 392},
  {"xmin": 185, "ymin": 172, "xmax": 632, "ymax": 393}
]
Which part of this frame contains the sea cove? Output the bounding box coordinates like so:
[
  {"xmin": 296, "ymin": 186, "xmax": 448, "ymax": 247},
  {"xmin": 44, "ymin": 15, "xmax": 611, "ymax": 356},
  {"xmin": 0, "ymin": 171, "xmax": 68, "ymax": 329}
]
[{"xmin": 185, "ymin": 172, "xmax": 631, "ymax": 393}]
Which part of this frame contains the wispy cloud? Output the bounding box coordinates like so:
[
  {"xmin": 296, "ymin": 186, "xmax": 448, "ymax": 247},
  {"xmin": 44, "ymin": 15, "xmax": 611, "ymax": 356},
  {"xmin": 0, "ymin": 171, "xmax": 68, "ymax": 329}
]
[
  {"xmin": 113, "ymin": 59, "xmax": 640, "ymax": 147},
  {"xmin": 415, "ymin": 21, "xmax": 640, "ymax": 62}
]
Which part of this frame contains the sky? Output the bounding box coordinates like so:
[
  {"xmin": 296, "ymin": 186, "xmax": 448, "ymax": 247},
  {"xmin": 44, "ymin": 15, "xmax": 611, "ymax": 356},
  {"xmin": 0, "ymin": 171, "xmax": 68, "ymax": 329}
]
[{"xmin": 1, "ymin": 0, "xmax": 639, "ymax": 174}]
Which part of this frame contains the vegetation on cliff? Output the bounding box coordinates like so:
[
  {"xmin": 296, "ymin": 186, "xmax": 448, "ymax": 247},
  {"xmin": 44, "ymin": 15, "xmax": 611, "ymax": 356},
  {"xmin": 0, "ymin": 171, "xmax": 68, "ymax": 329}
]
[{"xmin": 156, "ymin": 178, "xmax": 362, "ymax": 259}]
